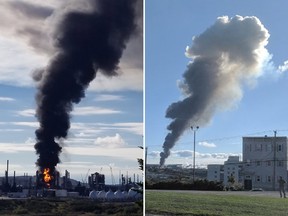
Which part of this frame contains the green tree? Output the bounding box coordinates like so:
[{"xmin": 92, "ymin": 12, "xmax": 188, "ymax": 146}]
[{"xmin": 228, "ymin": 174, "xmax": 235, "ymax": 185}]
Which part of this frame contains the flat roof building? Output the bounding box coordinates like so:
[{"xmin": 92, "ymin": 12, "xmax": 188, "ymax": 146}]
[
  {"xmin": 207, "ymin": 164, "xmax": 223, "ymax": 182},
  {"xmin": 242, "ymin": 136, "xmax": 288, "ymax": 190}
]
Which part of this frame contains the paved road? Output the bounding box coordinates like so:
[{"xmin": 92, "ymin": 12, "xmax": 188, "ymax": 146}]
[{"xmin": 146, "ymin": 189, "xmax": 282, "ymax": 198}]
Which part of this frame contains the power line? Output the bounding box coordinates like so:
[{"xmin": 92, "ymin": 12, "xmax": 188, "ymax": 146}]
[{"xmin": 146, "ymin": 129, "xmax": 288, "ymax": 147}]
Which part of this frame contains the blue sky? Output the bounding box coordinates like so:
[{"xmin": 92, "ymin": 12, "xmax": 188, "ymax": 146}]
[
  {"xmin": 146, "ymin": 0, "xmax": 288, "ymax": 167},
  {"xmin": 0, "ymin": 0, "xmax": 143, "ymax": 184}
]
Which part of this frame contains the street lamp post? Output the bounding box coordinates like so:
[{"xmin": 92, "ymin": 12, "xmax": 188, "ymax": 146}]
[{"xmin": 191, "ymin": 126, "xmax": 199, "ymax": 183}]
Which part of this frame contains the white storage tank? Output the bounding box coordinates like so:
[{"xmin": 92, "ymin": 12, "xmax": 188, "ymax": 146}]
[
  {"xmin": 114, "ymin": 189, "xmax": 123, "ymax": 201},
  {"xmin": 97, "ymin": 190, "xmax": 106, "ymax": 201},
  {"xmin": 105, "ymin": 189, "xmax": 115, "ymax": 201},
  {"xmin": 122, "ymin": 190, "xmax": 128, "ymax": 200},
  {"xmin": 128, "ymin": 188, "xmax": 137, "ymax": 199},
  {"xmin": 89, "ymin": 190, "xmax": 98, "ymax": 199}
]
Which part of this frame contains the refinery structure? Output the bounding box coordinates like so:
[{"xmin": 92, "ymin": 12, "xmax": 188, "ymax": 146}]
[{"xmin": 0, "ymin": 160, "xmax": 142, "ymax": 201}]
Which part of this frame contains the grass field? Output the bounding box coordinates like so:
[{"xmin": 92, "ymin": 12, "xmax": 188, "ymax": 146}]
[
  {"xmin": 0, "ymin": 198, "xmax": 142, "ymax": 216},
  {"xmin": 145, "ymin": 190, "xmax": 288, "ymax": 216}
]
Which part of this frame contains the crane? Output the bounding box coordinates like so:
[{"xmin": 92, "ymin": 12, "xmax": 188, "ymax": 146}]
[
  {"xmin": 109, "ymin": 165, "xmax": 115, "ymax": 185},
  {"xmin": 84, "ymin": 169, "xmax": 90, "ymax": 184}
]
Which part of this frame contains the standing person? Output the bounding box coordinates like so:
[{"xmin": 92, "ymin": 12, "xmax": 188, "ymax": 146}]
[{"xmin": 278, "ymin": 176, "xmax": 286, "ymax": 198}]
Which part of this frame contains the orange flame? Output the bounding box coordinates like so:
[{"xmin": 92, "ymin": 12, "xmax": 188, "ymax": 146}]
[{"xmin": 43, "ymin": 168, "xmax": 52, "ymax": 187}]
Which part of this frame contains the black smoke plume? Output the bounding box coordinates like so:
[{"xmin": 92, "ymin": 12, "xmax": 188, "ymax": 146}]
[
  {"xmin": 34, "ymin": 0, "xmax": 138, "ymax": 176},
  {"xmin": 160, "ymin": 16, "xmax": 270, "ymax": 166}
]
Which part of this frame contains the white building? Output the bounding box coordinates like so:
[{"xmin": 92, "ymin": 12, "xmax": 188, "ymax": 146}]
[
  {"xmin": 207, "ymin": 164, "xmax": 223, "ymax": 182},
  {"xmin": 242, "ymin": 136, "xmax": 288, "ymax": 190},
  {"xmin": 223, "ymin": 156, "xmax": 242, "ymax": 186},
  {"xmin": 207, "ymin": 156, "xmax": 241, "ymax": 187}
]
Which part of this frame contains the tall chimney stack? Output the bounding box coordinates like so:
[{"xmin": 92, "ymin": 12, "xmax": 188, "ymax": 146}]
[
  {"xmin": 6, "ymin": 160, "xmax": 9, "ymax": 174},
  {"xmin": 5, "ymin": 160, "xmax": 9, "ymax": 186}
]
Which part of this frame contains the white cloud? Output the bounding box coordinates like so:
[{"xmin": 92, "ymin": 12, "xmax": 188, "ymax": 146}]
[
  {"xmin": 69, "ymin": 123, "xmax": 103, "ymax": 138},
  {"xmin": 64, "ymin": 137, "xmax": 95, "ymax": 145},
  {"xmin": 0, "ymin": 142, "xmax": 34, "ymax": 153},
  {"xmin": 94, "ymin": 133, "xmax": 126, "ymax": 148},
  {"xmin": 0, "ymin": 37, "xmax": 47, "ymax": 87},
  {"xmin": 278, "ymin": 60, "xmax": 288, "ymax": 72},
  {"xmin": 11, "ymin": 121, "xmax": 39, "ymax": 128},
  {"xmin": 15, "ymin": 109, "xmax": 35, "ymax": 117},
  {"xmin": 0, "ymin": 97, "xmax": 15, "ymax": 101},
  {"xmin": 210, "ymin": 152, "xmax": 236, "ymax": 159},
  {"xmin": 172, "ymin": 150, "xmax": 192, "ymax": 158},
  {"xmin": 87, "ymin": 68, "xmax": 143, "ymax": 92},
  {"xmin": 0, "ymin": 38, "xmax": 142, "ymax": 91},
  {"xmin": 22, "ymin": 0, "xmax": 63, "ymax": 8},
  {"xmin": 70, "ymin": 122, "xmax": 142, "ymax": 138},
  {"xmin": 25, "ymin": 137, "xmax": 36, "ymax": 144},
  {"xmin": 70, "ymin": 123, "xmax": 94, "ymax": 130},
  {"xmin": 94, "ymin": 94, "xmax": 125, "ymax": 102},
  {"xmin": 73, "ymin": 131, "xmax": 100, "ymax": 138},
  {"xmin": 198, "ymin": 141, "xmax": 217, "ymax": 148},
  {"xmin": 72, "ymin": 106, "xmax": 122, "ymax": 116},
  {"xmin": 0, "ymin": 129, "xmax": 24, "ymax": 132},
  {"xmin": 0, "ymin": 139, "xmax": 142, "ymax": 161},
  {"xmin": 66, "ymin": 146, "xmax": 141, "ymax": 161},
  {"xmin": 3, "ymin": 121, "xmax": 142, "ymax": 139},
  {"xmin": 148, "ymin": 151, "xmax": 160, "ymax": 158},
  {"xmin": 111, "ymin": 122, "xmax": 143, "ymax": 136}
]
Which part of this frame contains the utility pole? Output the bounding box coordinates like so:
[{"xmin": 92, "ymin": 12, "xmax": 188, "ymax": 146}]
[
  {"xmin": 191, "ymin": 126, "xmax": 199, "ymax": 183},
  {"xmin": 145, "ymin": 147, "xmax": 148, "ymax": 177},
  {"xmin": 273, "ymin": 130, "xmax": 277, "ymax": 191}
]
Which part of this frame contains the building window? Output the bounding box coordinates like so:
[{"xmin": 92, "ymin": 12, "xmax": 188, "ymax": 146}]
[
  {"xmin": 256, "ymin": 143, "xmax": 262, "ymax": 151},
  {"xmin": 256, "ymin": 176, "xmax": 261, "ymax": 182},
  {"xmin": 256, "ymin": 161, "xmax": 261, "ymax": 166},
  {"xmin": 214, "ymin": 171, "xmax": 217, "ymax": 174},
  {"xmin": 246, "ymin": 144, "xmax": 252, "ymax": 152},
  {"xmin": 246, "ymin": 160, "xmax": 250, "ymax": 166},
  {"xmin": 266, "ymin": 143, "xmax": 272, "ymax": 152},
  {"xmin": 267, "ymin": 176, "xmax": 271, "ymax": 182},
  {"xmin": 278, "ymin": 160, "xmax": 284, "ymax": 167},
  {"xmin": 278, "ymin": 144, "xmax": 282, "ymax": 152}
]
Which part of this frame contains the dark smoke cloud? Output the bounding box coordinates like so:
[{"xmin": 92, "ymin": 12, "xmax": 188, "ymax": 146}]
[
  {"xmin": 0, "ymin": 0, "xmax": 142, "ymax": 90},
  {"xmin": 0, "ymin": 1, "xmax": 54, "ymax": 55},
  {"xmin": 160, "ymin": 15, "xmax": 270, "ymax": 166},
  {"xmin": 34, "ymin": 0, "xmax": 139, "ymax": 173}
]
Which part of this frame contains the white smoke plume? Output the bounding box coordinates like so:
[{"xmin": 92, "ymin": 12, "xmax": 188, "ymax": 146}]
[{"xmin": 160, "ymin": 15, "xmax": 270, "ymax": 166}]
